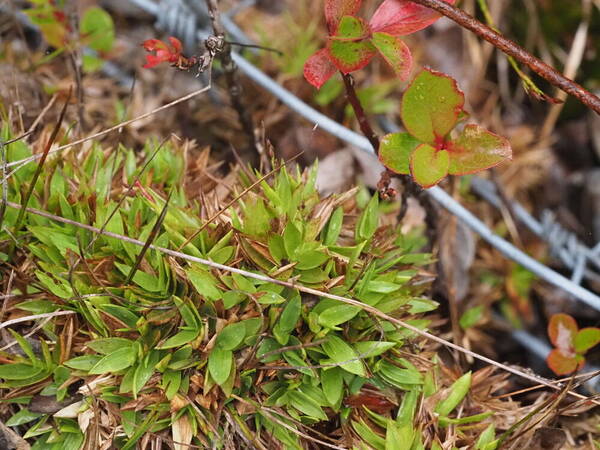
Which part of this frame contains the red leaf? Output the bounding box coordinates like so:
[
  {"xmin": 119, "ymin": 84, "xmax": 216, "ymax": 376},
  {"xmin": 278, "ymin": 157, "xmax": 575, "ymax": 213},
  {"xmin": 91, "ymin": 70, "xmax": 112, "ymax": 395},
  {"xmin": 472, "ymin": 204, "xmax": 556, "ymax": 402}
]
[
  {"xmin": 303, "ymin": 49, "xmax": 338, "ymax": 89},
  {"xmin": 141, "ymin": 37, "xmax": 183, "ymax": 68},
  {"xmin": 371, "ymin": 32, "xmax": 412, "ymax": 81},
  {"xmin": 548, "ymin": 313, "xmax": 578, "ymax": 352},
  {"xmin": 447, "ymin": 125, "xmax": 512, "ymax": 175},
  {"xmin": 325, "ymin": 0, "xmax": 363, "ymax": 33},
  {"xmin": 370, "ymin": 0, "xmax": 456, "ymax": 36},
  {"xmin": 546, "ymin": 349, "xmax": 579, "ymax": 376}
]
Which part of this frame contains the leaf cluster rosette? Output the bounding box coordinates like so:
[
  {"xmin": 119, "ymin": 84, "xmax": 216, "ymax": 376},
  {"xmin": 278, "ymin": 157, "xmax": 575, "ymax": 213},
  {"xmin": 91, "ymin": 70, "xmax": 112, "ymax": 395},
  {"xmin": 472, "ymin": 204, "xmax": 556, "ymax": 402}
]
[
  {"xmin": 303, "ymin": 0, "xmax": 456, "ymax": 88},
  {"xmin": 379, "ymin": 69, "xmax": 512, "ymax": 187},
  {"xmin": 546, "ymin": 313, "xmax": 600, "ymax": 376}
]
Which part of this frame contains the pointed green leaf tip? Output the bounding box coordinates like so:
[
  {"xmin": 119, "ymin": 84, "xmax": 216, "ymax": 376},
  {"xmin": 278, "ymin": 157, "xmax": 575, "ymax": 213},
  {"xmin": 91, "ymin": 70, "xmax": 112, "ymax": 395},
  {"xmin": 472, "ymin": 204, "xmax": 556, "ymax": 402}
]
[
  {"xmin": 401, "ymin": 68, "xmax": 464, "ymax": 144},
  {"xmin": 379, "ymin": 132, "xmax": 420, "ymax": 175},
  {"xmin": 410, "ymin": 144, "xmax": 449, "ymax": 188},
  {"xmin": 327, "ymin": 16, "xmax": 376, "ymax": 74}
]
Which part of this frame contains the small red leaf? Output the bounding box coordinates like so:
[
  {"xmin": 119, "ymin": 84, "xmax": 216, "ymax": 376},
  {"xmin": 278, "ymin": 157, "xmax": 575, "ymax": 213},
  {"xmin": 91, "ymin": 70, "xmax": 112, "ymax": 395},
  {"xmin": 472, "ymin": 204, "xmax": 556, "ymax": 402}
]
[
  {"xmin": 574, "ymin": 327, "xmax": 600, "ymax": 353},
  {"xmin": 371, "ymin": 32, "xmax": 412, "ymax": 81},
  {"xmin": 548, "ymin": 313, "xmax": 578, "ymax": 352},
  {"xmin": 447, "ymin": 125, "xmax": 512, "ymax": 175},
  {"xmin": 410, "ymin": 143, "xmax": 449, "ymax": 188},
  {"xmin": 327, "ymin": 16, "xmax": 376, "ymax": 74},
  {"xmin": 325, "ymin": 0, "xmax": 363, "ymax": 33},
  {"xmin": 141, "ymin": 36, "xmax": 183, "ymax": 68},
  {"xmin": 546, "ymin": 349, "xmax": 579, "ymax": 376},
  {"xmin": 379, "ymin": 132, "xmax": 420, "ymax": 175},
  {"xmin": 370, "ymin": 0, "xmax": 456, "ymax": 36},
  {"xmin": 304, "ymin": 49, "xmax": 338, "ymax": 89}
]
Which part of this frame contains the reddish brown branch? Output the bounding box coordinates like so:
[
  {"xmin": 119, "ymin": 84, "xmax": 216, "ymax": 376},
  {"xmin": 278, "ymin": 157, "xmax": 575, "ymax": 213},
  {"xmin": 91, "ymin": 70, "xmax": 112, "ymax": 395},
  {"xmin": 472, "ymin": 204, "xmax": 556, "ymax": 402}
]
[
  {"xmin": 410, "ymin": 0, "xmax": 600, "ymax": 115},
  {"xmin": 341, "ymin": 73, "xmax": 380, "ymax": 150}
]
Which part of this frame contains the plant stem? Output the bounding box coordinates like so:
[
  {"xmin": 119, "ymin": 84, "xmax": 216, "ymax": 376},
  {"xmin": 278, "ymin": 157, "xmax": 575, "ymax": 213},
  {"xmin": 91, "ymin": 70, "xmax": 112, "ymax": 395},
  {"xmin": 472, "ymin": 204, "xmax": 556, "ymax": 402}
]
[
  {"xmin": 341, "ymin": 73, "xmax": 380, "ymax": 151},
  {"xmin": 410, "ymin": 0, "xmax": 600, "ymax": 115},
  {"xmin": 205, "ymin": 0, "xmax": 258, "ymax": 153}
]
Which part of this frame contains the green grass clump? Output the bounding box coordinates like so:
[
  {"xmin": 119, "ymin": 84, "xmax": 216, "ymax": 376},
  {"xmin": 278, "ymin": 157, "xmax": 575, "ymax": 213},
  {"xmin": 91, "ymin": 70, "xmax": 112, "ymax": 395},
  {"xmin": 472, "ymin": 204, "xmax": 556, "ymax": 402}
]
[{"xmin": 0, "ymin": 127, "xmax": 507, "ymax": 449}]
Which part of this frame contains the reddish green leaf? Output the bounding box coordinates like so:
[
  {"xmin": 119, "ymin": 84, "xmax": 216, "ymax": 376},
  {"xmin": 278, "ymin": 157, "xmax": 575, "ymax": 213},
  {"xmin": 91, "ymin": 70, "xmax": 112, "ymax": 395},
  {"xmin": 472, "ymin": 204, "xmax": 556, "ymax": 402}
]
[
  {"xmin": 401, "ymin": 69, "xmax": 464, "ymax": 144},
  {"xmin": 327, "ymin": 16, "xmax": 376, "ymax": 74},
  {"xmin": 574, "ymin": 327, "xmax": 600, "ymax": 353},
  {"xmin": 546, "ymin": 349, "xmax": 579, "ymax": 376},
  {"xmin": 410, "ymin": 144, "xmax": 449, "ymax": 188},
  {"xmin": 370, "ymin": 0, "xmax": 456, "ymax": 36},
  {"xmin": 447, "ymin": 125, "xmax": 512, "ymax": 175},
  {"xmin": 371, "ymin": 32, "xmax": 412, "ymax": 81},
  {"xmin": 548, "ymin": 313, "xmax": 578, "ymax": 352},
  {"xmin": 379, "ymin": 132, "xmax": 421, "ymax": 174},
  {"xmin": 325, "ymin": 0, "xmax": 363, "ymax": 33},
  {"xmin": 304, "ymin": 49, "xmax": 338, "ymax": 89}
]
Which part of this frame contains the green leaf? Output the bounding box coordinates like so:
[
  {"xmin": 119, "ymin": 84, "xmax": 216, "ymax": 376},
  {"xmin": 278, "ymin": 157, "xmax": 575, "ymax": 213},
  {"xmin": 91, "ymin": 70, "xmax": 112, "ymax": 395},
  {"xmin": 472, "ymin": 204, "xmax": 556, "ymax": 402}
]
[
  {"xmin": 401, "ymin": 69, "xmax": 464, "ymax": 144},
  {"xmin": 354, "ymin": 341, "xmax": 396, "ymax": 358},
  {"xmin": 434, "ymin": 371, "xmax": 471, "ymax": 417},
  {"xmin": 408, "ymin": 298, "xmax": 439, "ymax": 314},
  {"xmin": 80, "ymin": 7, "xmax": 114, "ymax": 52},
  {"xmin": 459, "ymin": 305, "xmax": 485, "ymax": 329},
  {"xmin": 6, "ymin": 408, "xmax": 43, "ymax": 426},
  {"xmin": 283, "ymin": 222, "xmax": 302, "ymax": 259},
  {"xmin": 379, "ymin": 132, "xmax": 420, "ymax": 175},
  {"xmin": 295, "ymin": 249, "xmax": 329, "ymax": 270},
  {"xmin": 82, "ymin": 53, "xmax": 104, "ymax": 73},
  {"xmin": 371, "ymin": 32, "xmax": 412, "ymax": 81},
  {"xmin": 288, "ymin": 390, "xmax": 328, "ymax": 420},
  {"xmin": 475, "ymin": 424, "xmax": 498, "ymax": 450},
  {"xmin": 321, "ymin": 367, "xmax": 344, "ymax": 406},
  {"xmin": 355, "ymin": 193, "xmax": 379, "ymax": 242},
  {"xmin": 87, "ymin": 338, "xmax": 134, "ymax": 355},
  {"xmin": 216, "ymin": 322, "xmax": 247, "ymax": 351},
  {"xmin": 410, "ymin": 144, "xmax": 449, "ymax": 188},
  {"xmin": 324, "ymin": 207, "xmax": 344, "ymax": 246},
  {"xmin": 64, "ymin": 355, "xmax": 101, "ymax": 371},
  {"xmin": 574, "ymin": 328, "xmax": 600, "ymax": 353},
  {"xmin": 157, "ymin": 329, "xmax": 199, "ymax": 349},
  {"xmin": 186, "ymin": 267, "xmax": 222, "ymax": 301},
  {"xmin": 448, "ymin": 125, "xmax": 512, "ymax": 175},
  {"xmin": 0, "ymin": 364, "xmax": 44, "ymax": 380},
  {"xmin": 318, "ymin": 304, "xmax": 361, "ymax": 328},
  {"xmin": 327, "ymin": 16, "xmax": 376, "ymax": 73},
  {"xmin": 208, "ymin": 347, "xmax": 233, "ymax": 385},
  {"xmin": 378, "ymin": 359, "xmax": 423, "ymax": 387},
  {"xmin": 273, "ymin": 295, "xmax": 301, "ymax": 345},
  {"xmin": 258, "ymin": 292, "xmax": 286, "ymax": 305},
  {"xmin": 322, "ymin": 335, "xmax": 365, "ymax": 376},
  {"xmin": 89, "ymin": 347, "xmax": 137, "ymax": 374}
]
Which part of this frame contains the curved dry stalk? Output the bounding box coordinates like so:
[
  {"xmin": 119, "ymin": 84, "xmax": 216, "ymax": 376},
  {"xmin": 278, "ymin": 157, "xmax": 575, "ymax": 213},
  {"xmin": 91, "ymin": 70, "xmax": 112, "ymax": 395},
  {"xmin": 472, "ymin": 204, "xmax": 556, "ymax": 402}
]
[
  {"xmin": 0, "ymin": 310, "xmax": 76, "ymax": 330},
  {"xmin": 6, "ymin": 200, "xmax": 600, "ymax": 407}
]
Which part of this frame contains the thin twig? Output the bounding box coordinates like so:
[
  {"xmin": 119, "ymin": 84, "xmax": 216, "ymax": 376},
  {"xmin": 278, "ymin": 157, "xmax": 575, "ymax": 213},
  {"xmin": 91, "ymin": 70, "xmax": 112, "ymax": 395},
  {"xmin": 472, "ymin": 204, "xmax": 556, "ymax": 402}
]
[
  {"xmin": 341, "ymin": 73, "xmax": 379, "ymax": 150},
  {"xmin": 0, "ymin": 311, "xmax": 76, "ymax": 330},
  {"xmin": 410, "ymin": 0, "xmax": 600, "ymax": 114},
  {"xmin": 205, "ymin": 0, "xmax": 258, "ymax": 154},
  {"xmin": 6, "ymin": 200, "xmax": 599, "ymax": 406}
]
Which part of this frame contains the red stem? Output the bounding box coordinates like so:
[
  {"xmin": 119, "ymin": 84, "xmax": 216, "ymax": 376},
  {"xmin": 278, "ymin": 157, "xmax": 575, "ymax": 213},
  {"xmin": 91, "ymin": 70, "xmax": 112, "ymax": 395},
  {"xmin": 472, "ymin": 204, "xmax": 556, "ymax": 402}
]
[
  {"xmin": 341, "ymin": 73, "xmax": 380, "ymax": 151},
  {"xmin": 410, "ymin": 0, "xmax": 600, "ymax": 115}
]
